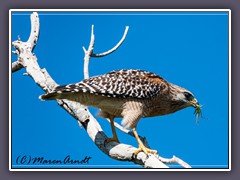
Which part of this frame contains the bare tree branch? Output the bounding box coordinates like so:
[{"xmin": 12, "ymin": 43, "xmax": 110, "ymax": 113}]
[
  {"xmin": 91, "ymin": 26, "xmax": 129, "ymax": 57},
  {"xmin": 11, "ymin": 12, "xmax": 40, "ymax": 73},
  {"xmin": 82, "ymin": 25, "xmax": 95, "ymax": 79},
  {"xmin": 12, "ymin": 61, "xmax": 23, "ymax": 72},
  {"xmin": 27, "ymin": 12, "xmax": 40, "ymax": 50},
  {"xmin": 158, "ymin": 155, "xmax": 192, "ymax": 168},
  {"xmin": 12, "ymin": 12, "xmax": 191, "ymax": 169}
]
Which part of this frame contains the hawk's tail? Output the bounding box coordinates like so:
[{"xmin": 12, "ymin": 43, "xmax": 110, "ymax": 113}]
[
  {"xmin": 39, "ymin": 90, "xmax": 81, "ymax": 101},
  {"xmin": 39, "ymin": 83, "xmax": 82, "ymax": 101}
]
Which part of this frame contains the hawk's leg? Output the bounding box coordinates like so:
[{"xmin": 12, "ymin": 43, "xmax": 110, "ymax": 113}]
[
  {"xmin": 132, "ymin": 127, "xmax": 157, "ymax": 155},
  {"xmin": 105, "ymin": 117, "xmax": 120, "ymax": 143}
]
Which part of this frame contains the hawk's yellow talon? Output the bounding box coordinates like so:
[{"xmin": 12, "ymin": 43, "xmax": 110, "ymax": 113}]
[
  {"xmin": 134, "ymin": 145, "xmax": 157, "ymax": 155},
  {"xmin": 132, "ymin": 127, "xmax": 157, "ymax": 155}
]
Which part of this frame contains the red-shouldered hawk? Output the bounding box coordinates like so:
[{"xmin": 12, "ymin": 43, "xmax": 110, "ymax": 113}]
[{"xmin": 40, "ymin": 69, "xmax": 201, "ymax": 155}]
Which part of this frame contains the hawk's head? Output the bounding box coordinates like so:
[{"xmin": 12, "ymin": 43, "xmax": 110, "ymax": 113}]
[{"xmin": 170, "ymin": 84, "xmax": 202, "ymax": 120}]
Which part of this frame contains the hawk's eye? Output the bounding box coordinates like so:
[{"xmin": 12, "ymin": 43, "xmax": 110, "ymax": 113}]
[{"xmin": 184, "ymin": 92, "xmax": 194, "ymax": 101}]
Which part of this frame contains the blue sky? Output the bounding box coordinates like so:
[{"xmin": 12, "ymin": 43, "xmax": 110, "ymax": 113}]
[{"xmin": 11, "ymin": 10, "xmax": 229, "ymax": 169}]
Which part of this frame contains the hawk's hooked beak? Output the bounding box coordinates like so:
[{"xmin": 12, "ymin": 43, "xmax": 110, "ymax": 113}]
[
  {"xmin": 189, "ymin": 98, "xmax": 199, "ymax": 108},
  {"xmin": 189, "ymin": 98, "xmax": 202, "ymax": 120}
]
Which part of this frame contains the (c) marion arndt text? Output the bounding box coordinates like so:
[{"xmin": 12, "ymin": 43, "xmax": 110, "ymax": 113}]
[{"xmin": 16, "ymin": 155, "xmax": 92, "ymax": 165}]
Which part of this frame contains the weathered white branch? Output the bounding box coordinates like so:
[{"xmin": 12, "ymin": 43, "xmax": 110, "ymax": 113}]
[
  {"xmin": 91, "ymin": 26, "xmax": 129, "ymax": 57},
  {"xmin": 158, "ymin": 155, "xmax": 191, "ymax": 168},
  {"xmin": 12, "ymin": 12, "xmax": 191, "ymax": 169},
  {"xmin": 82, "ymin": 25, "xmax": 95, "ymax": 79},
  {"xmin": 27, "ymin": 12, "xmax": 40, "ymax": 49},
  {"xmin": 11, "ymin": 12, "xmax": 40, "ymax": 73}
]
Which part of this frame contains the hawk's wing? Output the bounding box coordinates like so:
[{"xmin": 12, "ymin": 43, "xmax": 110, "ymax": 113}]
[{"xmin": 40, "ymin": 69, "xmax": 169, "ymax": 100}]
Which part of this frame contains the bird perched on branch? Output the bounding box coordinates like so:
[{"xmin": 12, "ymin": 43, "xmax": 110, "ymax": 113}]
[{"xmin": 40, "ymin": 69, "xmax": 201, "ymax": 155}]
